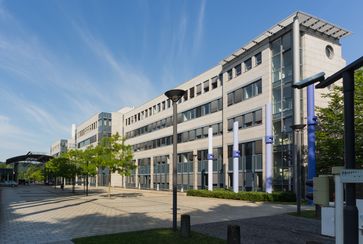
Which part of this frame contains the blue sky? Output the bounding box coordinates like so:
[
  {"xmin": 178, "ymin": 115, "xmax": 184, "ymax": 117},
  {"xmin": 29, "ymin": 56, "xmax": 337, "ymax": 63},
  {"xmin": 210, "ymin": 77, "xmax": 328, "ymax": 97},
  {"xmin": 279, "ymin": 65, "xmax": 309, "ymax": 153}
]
[{"xmin": 0, "ymin": 0, "xmax": 362, "ymax": 161}]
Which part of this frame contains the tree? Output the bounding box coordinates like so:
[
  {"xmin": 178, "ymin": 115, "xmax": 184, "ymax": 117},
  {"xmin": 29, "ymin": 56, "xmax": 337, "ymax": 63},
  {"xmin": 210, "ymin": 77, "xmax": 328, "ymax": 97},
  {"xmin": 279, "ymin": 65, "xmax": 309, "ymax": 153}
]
[
  {"xmin": 79, "ymin": 146, "xmax": 98, "ymax": 196},
  {"xmin": 94, "ymin": 133, "xmax": 135, "ymax": 197},
  {"xmin": 316, "ymin": 69, "xmax": 363, "ymax": 174}
]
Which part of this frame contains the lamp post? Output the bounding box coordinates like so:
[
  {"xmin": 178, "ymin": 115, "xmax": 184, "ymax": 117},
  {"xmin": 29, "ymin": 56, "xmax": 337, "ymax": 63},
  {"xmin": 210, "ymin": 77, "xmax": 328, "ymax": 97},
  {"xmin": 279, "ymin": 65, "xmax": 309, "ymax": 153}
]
[{"xmin": 165, "ymin": 89, "xmax": 185, "ymax": 231}]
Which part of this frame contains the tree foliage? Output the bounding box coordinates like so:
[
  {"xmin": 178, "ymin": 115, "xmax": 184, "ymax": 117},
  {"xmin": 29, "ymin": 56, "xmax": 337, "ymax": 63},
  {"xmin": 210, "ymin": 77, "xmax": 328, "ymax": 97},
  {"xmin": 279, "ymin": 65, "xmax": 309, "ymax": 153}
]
[
  {"xmin": 94, "ymin": 133, "xmax": 135, "ymax": 196},
  {"xmin": 316, "ymin": 69, "xmax": 363, "ymax": 174}
]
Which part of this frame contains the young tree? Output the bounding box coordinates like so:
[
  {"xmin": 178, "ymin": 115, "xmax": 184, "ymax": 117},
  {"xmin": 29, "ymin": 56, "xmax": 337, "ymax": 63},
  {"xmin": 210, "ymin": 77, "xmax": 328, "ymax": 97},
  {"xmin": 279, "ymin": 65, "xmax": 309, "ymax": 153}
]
[
  {"xmin": 316, "ymin": 69, "xmax": 363, "ymax": 174},
  {"xmin": 80, "ymin": 146, "xmax": 98, "ymax": 196},
  {"xmin": 94, "ymin": 133, "xmax": 135, "ymax": 197}
]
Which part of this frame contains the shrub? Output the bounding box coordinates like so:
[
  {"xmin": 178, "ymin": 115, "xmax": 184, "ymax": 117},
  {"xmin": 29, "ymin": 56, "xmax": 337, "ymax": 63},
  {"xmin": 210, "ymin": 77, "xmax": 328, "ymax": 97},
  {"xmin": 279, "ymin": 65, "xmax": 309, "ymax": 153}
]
[{"xmin": 186, "ymin": 189, "xmax": 296, "ymax": 202}]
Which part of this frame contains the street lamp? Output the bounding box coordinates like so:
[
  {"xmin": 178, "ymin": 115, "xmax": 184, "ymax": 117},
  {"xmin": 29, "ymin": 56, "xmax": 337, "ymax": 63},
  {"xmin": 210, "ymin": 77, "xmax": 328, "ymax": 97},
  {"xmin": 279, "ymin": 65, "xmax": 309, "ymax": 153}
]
[{"xmin": 165, "ymin": 89, "xmax": 186, "ymax": 231}]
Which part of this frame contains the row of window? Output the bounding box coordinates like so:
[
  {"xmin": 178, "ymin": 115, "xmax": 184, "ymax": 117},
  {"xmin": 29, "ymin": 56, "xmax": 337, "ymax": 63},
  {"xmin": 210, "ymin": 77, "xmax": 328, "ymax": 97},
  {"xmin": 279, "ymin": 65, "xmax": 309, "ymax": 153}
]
[
  {"xmin": 226, "ymin": 52, "xmax": 262, "ymax": 81},
  {"xmin": 227, "ymin": 79, "xmax": 262, "ymax": 106},
  {"xmin": 125, "ymin": 76, "xmax": 223, "ymax": 127},
  {"xmin": 132, "ymin": 122, "xmax": 223, "ymax": 152},
  {"xmin": 227, "ymin": 109, "xmax": 263, "ymax": 131},
  {"xmin": 78, "ymin": 121, "xmax": 98, "ymax": 138},
  {"xmin": 77, "ymin": 135, "xmax": 97, "ymax": 148},
  {"xmin": 125, "ymin": 98, "xmax": 222, "ymax": 139}
]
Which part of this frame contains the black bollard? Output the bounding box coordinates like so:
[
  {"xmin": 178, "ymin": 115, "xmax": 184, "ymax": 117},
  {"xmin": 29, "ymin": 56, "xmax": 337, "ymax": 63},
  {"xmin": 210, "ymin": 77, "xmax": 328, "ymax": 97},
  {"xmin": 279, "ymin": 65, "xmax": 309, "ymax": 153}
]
[
  {"xmin": 180, "ymin": 214, "xmax": 191, "ymax": 238},
  {"xmin": 227, "ymin": 225, "xmax": 240, "ymax": 244}
]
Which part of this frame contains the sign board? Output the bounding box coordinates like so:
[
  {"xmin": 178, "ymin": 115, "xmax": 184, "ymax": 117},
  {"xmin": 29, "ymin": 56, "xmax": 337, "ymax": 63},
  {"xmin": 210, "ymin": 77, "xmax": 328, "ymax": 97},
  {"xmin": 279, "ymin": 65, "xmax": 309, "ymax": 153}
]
[{"xmin": 340, "ymin": 169, "xmax": 363, "ymax": 183}]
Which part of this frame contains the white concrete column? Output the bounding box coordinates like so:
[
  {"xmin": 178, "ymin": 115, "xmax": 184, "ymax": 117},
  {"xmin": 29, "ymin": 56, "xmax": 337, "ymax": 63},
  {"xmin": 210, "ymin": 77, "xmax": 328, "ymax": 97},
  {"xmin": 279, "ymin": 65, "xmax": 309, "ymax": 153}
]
[
  {"xmin": 265, "ymin": 103, "xmax": 273, "ymax": 193},
  {"xmin": 168, "ymin": 154, "xmax": 173, "ymax": 190},
  {"xmin": 208, "ymin": 127, "xmax": 213, "ymax": 191},
  {"xmin": 233, "ymin": 121, "xmax": 239, "ymax": 193},
  {"xmin": 150, "ymin": 157, "xmax": 154, "ymax": 189},
  {"xmin": 135, "ymin": 160, "xmax": 139, "ymax": 188},
  {"xmin": 193, "ymin": 149, "xmax": 198, "ymax": 189}
]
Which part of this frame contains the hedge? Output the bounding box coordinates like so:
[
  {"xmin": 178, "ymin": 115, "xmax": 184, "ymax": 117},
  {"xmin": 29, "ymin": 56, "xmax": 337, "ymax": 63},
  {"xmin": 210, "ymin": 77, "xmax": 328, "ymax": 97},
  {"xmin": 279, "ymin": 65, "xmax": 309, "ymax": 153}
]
[{"xmin": 186, "ymin": 189, "xmax": 296, "ymax": 202}]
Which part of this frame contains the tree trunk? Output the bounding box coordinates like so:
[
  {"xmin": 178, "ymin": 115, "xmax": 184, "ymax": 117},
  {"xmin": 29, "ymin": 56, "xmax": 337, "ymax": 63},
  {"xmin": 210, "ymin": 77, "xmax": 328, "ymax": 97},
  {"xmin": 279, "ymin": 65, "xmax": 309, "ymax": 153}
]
[
  {"xmin": 54, "ymin": 176, "xmax": 57, "ymax": 189},
  {"xmin": 72, "ymin": 177, "xmax": 75, "ymax": 193}
]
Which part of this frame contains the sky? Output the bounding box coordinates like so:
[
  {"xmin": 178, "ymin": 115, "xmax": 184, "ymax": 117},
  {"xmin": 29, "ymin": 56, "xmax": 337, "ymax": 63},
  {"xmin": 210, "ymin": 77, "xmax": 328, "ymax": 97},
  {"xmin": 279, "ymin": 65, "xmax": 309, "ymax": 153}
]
[{"xmin": 0, "ymin": 0, "xmax": 362, "ymax": 161}]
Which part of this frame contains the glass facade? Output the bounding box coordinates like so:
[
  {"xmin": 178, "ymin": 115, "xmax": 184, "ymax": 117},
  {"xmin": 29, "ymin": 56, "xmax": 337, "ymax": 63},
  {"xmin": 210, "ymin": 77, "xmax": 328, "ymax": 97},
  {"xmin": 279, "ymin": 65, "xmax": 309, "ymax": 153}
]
[{"xmin": 271, "ymin": 31, "xmax": 294, "ymax": 191}]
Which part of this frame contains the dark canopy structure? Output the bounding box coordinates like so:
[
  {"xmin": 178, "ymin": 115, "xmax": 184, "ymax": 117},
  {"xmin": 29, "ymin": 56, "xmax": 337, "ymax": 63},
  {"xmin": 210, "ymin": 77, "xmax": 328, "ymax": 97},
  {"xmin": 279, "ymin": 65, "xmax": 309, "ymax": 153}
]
[{"xmin": 6, "ymin": 151, "xmax": 53, "ymax": 164}]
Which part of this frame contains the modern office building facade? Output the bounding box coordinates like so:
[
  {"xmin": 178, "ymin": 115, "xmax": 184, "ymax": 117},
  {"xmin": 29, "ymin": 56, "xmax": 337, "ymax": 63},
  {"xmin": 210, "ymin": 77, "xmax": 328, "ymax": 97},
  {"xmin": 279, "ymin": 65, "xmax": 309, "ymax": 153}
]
[
  {"xmin": 50, "ymin": 139, "xmax": 68, "ymax": 157},
  {"xmin": 108, "ymin": 12, "xmax": 349, "ymax": 192},
  {"xmin": 51, "ymin": 12, "xmax": 348, "ymax": 192}
]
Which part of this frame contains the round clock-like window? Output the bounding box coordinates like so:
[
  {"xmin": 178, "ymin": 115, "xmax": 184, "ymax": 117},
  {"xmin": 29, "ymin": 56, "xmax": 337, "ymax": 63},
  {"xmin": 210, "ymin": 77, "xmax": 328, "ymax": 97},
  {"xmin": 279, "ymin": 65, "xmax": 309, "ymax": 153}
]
[{"xmin": 325, "ymin": 45, "xmax": 334, "ymax": 59}]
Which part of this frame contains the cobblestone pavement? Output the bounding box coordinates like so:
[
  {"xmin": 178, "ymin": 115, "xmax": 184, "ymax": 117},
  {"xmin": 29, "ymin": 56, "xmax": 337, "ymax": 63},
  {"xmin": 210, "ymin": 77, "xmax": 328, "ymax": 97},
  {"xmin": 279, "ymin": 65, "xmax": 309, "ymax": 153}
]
[
  {"xmin": 1, "ymin": 185, "xmax": 305, "ymax": 243},
  {"xmin": 193, "ymin": 214, "xmax": 334, "ymax": 244}
]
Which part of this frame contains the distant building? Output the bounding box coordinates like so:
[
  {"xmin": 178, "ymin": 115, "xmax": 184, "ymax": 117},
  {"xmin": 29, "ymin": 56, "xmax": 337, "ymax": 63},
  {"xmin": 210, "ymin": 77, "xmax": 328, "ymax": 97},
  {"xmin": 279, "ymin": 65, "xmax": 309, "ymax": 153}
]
[{"xmin": 50, "ymin": 139, "xmax": 68, "ymax": 157}]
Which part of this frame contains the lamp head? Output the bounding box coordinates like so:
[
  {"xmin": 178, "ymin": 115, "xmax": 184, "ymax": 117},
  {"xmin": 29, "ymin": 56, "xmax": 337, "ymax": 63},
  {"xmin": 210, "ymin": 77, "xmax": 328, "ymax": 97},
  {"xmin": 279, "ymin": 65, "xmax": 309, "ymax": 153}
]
[
  {"xmin": 164, "ymin": 89, "xmax": 186, "ymax": 103},
  {"xmin": 292, "ymin": 72, "xmax": 325, "ymax": 89}
]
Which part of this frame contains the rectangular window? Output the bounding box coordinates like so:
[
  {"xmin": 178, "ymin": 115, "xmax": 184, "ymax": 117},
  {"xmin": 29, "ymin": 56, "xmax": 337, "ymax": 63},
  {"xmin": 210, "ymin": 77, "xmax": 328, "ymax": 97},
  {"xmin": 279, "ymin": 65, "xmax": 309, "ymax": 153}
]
[
  {"xmin": 190, "ymin": 87, "xmax": 195, "ymax": 98},
  {"xmin": 183, "ymin": 90, "xmax": 188, "ymax": 101},
  {"xmin": 203, "ymin": 126, "xmax": 209, "ymax": 137},
  {"xmin": 235, "ymin": 64, "xmax": 241, "ymax": 76},
  {"xmin": 255, "ymin": 140, "xmax": 262, "ymax": 154},
  {"xmin": 162, "ymin": 101, "xmax": 165, "ymax": 110},
  {"xmin": 203, "ymin": 80, "xmax": 209, "ymax": 93},
  {"xmin": 255, "ymin": 109, "xmax": 262, "ymax": 124},
  {"xmin": 182, "ymin": 131, "xmax": 189, "ymax": 143},
  {"xmin": 234, "ymin": 88, "xmax": 243, "ymax": 104},
  {"xmin": 196, "ymin": 106, "xmax": 202, "ymax": 118},
  {"xmin": 167, "ymin": 100, "xmax": 171, "ymax": 108},
  {"xmin": 196, "ymin": 84, "xmax": 202, "ymax": 95},
  {"xmin": 211, "ymin": 76, "xmax": 218, "ymax": 89},
  {"xmin": 212, "ymin": 124, "xmax": 219, "ymax": 135},
  {"xmin": 189, "ymin": 130, "xmax": 196, "ymax": 141},
  {"xmin": 227, "ymin": 119, "xmax": 233, "ymax": 131},
  {"xmin": 227, "ymin": 69, "xmax": 233, "ymax": 80},
  {"xmin": 227, "ymin": 92, "xmax": 234, "ymax": 106},
  {"xmin": 244, "ymin": 84, "xmax": 253, "ymax": 99},
  {"xmin": 210, "ymin": 100, "xmax": 218, "ymax": 113},
  {"xmin": 255, "ymin": 52, "xmax": 262, "ymax": 66},
  {"xmin": 235, "ymin": 115, "xmax": 243, "ymax": 128},
  {"xmin": 244, "ymin": 113, "xmax": 253, "ymax": 127},
  {"xmin": 244, "ymin": 58, "xmax": 252, "ymax": 71},
  {"xmin": 219, "ymin": 122, "xmax": 223, "ymax": 134},
  {"xmin": 196, "ymin": 128, "xmax": 202, "ymax": 138}
]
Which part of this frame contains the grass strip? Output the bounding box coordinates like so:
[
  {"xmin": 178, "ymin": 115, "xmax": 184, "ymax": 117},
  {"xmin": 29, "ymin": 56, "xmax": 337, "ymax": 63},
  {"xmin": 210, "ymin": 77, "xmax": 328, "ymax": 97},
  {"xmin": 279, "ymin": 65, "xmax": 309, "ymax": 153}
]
[{"xmin": 72, "ymin": 228, "xmax": 225, "ymax": 244}]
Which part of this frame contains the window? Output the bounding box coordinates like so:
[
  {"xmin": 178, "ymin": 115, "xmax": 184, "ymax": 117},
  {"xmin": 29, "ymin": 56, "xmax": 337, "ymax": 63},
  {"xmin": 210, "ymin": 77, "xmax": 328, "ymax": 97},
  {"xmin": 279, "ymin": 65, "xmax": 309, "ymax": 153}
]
[
  {"xmin": 183, "ymin": 90, "xmax": 188, "ymax": 101},
  {"xmin": 203, "ymin": 80, "xmax": 209, "ymax": 93},
  {"xmin": 190, "ymin": 87, "xmax": 195, "ymax": 98},
  {"xmin": 255, "ymin": 109, "xmax": 262, "ymax": 124},
  {"xmin": 244, "ymin": 84, "xmax": 253, "ymax": 99},
  {"xmin": 212, "ymin": 124, "xmax": 219, "ymax": 135},
  {"xmin": 235, "ymin": 64, "xmax": 241, "ymax": 76},
  {"xmin": 244, "ymin": 58, "xmax": 252, "ymax": 71},
  {"xmin": 227, "ymin": 69, "xmax": 233, "ymax": 80},
  {"xmin": 255, "ymin": 140, "xmax": 262, "ymax": 154},
  {"xmin": 227, "ymin": 93, "xmax": 234, "ymax": 106},
  {"xmin": 203, "ymin": 126, "xmax": 209, "ymax": 137},
  {"xmin": 211, "ymin": 76, "xmax": 218, "ymax": 89},
  {"xmin": 255, "ymin": 52, "xmax": 262, "ymax": 66},
  {"xmin": 196, "ymin": 84, "xmax": 202, "ymax": 95},
  {"xmin": 162, "ymin": 101, "xmax": 165, "ymax": 110},
  {"xmin": 227, "ymin": 119, "xmax": 233, "ymax": 131},
  {"xmin": 196, "ymin": 128, "xmax": 202, "ymax": 138},
  {"xmin": 210, "ymin": 100, "xmax": 218, "ymax": 113},
  {"xmin": 145, "ymin": 109, "xmax": 148, "ymax": 118},
  {"xmin": 235, "ymin": 115, "xmax": 243, "ymax": 128},
  {"xmin": 234, "ymin": 88, "xmax": 243, "ymax": 104},
  {"xmin": 244, "ymin": 112, "xmax": 253, "ymax": 127},
  {"xmin": 182, "ymin": 132, "xmax": 189, "ymax": 143},
  {"xmin": 189, "ymin": 130, "xmax": 196, "ymax": 141},
  {"xmin": 167, "ymin": 100, "xmax": 171, "ymax": 108}
]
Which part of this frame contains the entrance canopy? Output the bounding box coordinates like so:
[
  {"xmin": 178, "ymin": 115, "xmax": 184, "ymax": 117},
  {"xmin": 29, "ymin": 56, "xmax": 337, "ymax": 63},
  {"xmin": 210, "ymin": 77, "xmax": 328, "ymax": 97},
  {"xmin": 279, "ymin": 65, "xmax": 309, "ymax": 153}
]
[{"xmin": 6, "ymin": 151, "xmax": 53, "ymax": 164}]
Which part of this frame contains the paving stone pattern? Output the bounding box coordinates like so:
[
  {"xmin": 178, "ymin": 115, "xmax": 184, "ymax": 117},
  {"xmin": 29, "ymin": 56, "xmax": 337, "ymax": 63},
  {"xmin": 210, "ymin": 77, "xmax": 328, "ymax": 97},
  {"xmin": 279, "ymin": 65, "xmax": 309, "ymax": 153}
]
[{"xmin": 0, "ymin": 185, "xmax": 323, "ymax": 243}]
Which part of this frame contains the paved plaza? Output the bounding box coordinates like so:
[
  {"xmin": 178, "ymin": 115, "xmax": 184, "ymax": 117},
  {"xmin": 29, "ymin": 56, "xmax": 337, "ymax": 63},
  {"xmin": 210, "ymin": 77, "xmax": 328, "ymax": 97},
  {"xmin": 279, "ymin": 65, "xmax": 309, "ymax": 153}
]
[{"xmin": 0, "ymin": 185, "xmax": 303, "ymax": 243}]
